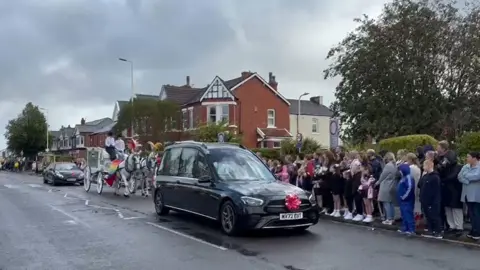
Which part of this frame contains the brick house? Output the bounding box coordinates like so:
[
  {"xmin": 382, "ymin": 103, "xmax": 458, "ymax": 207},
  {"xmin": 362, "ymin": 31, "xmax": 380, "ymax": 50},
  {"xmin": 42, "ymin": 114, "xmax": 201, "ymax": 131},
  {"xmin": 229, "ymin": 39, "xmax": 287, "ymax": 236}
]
[
  {"xmin": 158, "ymin": 71, "xmax": 292, "ymax": 148},
  {"xmin": 50, "ymin": 117, "xmax": 114, "ymax": 158}
]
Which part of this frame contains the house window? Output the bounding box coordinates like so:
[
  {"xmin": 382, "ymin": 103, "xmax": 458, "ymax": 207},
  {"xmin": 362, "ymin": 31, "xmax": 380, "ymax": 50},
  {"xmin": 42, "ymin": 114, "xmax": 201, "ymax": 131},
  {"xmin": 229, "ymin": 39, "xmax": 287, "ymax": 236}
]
[
  {"xmin": 208, "ymin": 106, "xmax": 217, "ymax": 123},
  {"xmin": 273, "ymin": 141, "xmax": 281, "ymax": 148},
  {"xmin": 188, "ymin": 109, "xmax": 193, "ymax": 129},
  {"xmin": 267, "ymin": 109, "xmax": 275, "ymax": 127},
  {"xmin": 182, "ymin": 111, "xmax": 187, "ymax": 130},
  {"xmin": 260, "ymin": 141, "xmax": 266, "ymax": 148},
  {"xmin": 221, "ymin": 105, "xmax": 229, "ymax": 123},
  {"xmin": 80, "ymin": 136, "xmax": 84, "ymax": 145},
  {"xmin": 312, "ymin": 118, "xmax": 318, "ymax": 133}
]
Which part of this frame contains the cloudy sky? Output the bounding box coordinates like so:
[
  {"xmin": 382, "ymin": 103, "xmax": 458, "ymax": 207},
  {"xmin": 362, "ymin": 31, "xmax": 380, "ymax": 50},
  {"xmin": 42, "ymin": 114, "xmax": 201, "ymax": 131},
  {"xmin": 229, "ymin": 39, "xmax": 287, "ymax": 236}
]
[{"xmin": 0, "ymin": 0, "xmax": 388, "ymax": 149}]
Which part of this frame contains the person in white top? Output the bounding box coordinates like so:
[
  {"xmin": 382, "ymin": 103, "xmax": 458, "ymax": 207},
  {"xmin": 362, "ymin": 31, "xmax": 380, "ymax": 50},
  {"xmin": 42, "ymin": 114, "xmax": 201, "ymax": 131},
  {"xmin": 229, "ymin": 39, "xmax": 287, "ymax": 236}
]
[
  {"xmin": 105, "ymin": 132, "xmax": 116, "ymax": 160},
  {"xmin": 115, "ymin": 134, "xmax": 126, "ymax": 155}
]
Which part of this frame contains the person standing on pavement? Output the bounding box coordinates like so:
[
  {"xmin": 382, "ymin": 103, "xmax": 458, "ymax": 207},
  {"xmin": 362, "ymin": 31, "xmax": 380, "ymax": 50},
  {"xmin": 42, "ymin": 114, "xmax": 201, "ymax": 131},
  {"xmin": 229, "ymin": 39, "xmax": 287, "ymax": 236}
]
[
  {"xmin": 376, "ymin": 152, "xmax": 398, "ymax": 225},
  {"xmin": 397, "ymin": 163, "xmax": 416, "ymax": 234},
  {"xmin": 406, "ymin": 153, "xmax": 422, "ymax": 215},
  {"xmin": 436, "ymin": 140, "xmax": 463, "ymax": 234},
  {"xmin": 420, "ymin": 160, "xmax": 442, "ymax": 239},
  {"xmin": 458, "ymin": 152, "xmax": 480, "ymax": 240},
  {"xmin": 351, "ymin": 160, "xmax": 365, "ymax": 221}
]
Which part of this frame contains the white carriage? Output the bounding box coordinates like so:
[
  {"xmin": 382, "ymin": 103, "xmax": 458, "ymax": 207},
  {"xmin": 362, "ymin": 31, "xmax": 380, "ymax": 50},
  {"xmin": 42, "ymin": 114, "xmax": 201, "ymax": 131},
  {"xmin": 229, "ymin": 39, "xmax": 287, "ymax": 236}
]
[{"xmin": 82, "ymin": 146, "xmax": 151, "ymax": 197}]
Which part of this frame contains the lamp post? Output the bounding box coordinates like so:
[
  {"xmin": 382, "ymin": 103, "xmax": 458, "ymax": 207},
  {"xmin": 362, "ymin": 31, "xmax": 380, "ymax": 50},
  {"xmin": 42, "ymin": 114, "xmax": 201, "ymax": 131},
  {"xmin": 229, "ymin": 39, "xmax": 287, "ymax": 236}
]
[
  {"xmin": 297, "ymin": 92, "xmax": 309, "ymax": 135},
  {"xmin": 39, "ymin": 107, "xmax": 49, "ymax": 152},
  {"xmin": 119, "ymin": 58, "xmax": 134, "ymax": 137}
]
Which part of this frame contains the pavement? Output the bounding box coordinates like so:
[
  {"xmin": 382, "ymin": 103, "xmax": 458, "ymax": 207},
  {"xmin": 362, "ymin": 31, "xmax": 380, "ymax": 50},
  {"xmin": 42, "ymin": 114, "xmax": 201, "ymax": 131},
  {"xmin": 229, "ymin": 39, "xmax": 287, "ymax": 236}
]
[{"xmin": 0, "ymin": 172, "xmax": 479, "ymax": 270}]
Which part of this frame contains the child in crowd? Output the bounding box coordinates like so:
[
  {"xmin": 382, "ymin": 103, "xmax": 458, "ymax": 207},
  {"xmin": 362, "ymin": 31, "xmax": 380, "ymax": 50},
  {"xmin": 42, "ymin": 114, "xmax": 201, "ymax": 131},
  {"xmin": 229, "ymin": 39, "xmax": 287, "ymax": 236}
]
[
  {"xmin": 330, "ymin": 164, "xmax": 345, "ymax": 217},
  {"xmin": 275, "ymin": 160, "xmax": 289, "ymax": 183},
  {"xmin": 420, "ymin": 159, "xmax": 442, "ymax": 239},
  {"xmin": 397, "ymin": 163, "xmax": 416, "ymax": 234},
  {"xmin": 359, "ymin": 165, "xmax": 375, "ymax": 222}
]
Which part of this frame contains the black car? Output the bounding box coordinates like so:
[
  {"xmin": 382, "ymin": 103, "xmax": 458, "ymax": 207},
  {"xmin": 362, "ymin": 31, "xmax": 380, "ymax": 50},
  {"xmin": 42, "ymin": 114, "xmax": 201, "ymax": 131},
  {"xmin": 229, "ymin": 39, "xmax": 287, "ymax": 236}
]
[
  {"xmin": 153, "ymin": 141, "xmax": 319, "ymax": 235},
  {"xmin": 43, "ymin": 162, "xmax": 84, "ymax": 186}
]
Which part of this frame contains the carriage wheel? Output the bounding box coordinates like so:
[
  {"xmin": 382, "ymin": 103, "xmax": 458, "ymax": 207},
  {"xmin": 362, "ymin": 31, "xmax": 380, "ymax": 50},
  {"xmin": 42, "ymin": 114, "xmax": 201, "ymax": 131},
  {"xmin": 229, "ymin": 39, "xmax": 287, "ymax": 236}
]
[
  {"xmin": 83, "ymin": 166, "xmax": 91, "ymax": 192},
  {"xmin": 96, "ymin": 172, "xmax": 104, "ymax": 194}
]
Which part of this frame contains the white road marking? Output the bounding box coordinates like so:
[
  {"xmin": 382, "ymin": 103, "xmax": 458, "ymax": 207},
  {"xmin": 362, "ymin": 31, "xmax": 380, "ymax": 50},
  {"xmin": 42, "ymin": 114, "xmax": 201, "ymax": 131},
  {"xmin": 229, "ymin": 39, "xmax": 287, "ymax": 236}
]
[
  {"xmin": 49, "ymin": 204, "xmax": 91, "ymax": 228},
  {"xmin": 122, "ymin": 217, "xmax": 142, "ymax": 220},
  {"xmin": 4, "ymin": 184, "xmax": 19, "ymax": 189},
  {"xmin": 85, "ymin": 200, "xmax": 89, "ymax": 205},
  {"xmin": 63, "ymin": 220, "xmax": 78, "ymax": 225},
  {"xmin": 64, "ymin": 193, "xmax": 68, "ymax": 198},
  {"xmin": 146, "ymin": 222, "xmax": 227, "ymax": 251},
  {"xmin": 28, "ymin": 184, "xmax": 42, "ymax": 188},
  {"xmin": 48, "ymin": 189, "xmax": 53, "ymax": 193},
  {"xmin": 116, "ymin": 210, "xmax": 124, "ymax": 219}
]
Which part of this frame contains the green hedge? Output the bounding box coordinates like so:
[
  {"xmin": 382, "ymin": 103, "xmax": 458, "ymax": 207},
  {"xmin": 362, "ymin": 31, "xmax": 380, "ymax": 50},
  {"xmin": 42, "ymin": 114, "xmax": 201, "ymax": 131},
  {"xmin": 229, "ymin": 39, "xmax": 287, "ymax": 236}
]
[
  {"xmin": 457, "ymin": 132, "xmax": 480, "ymax": 158},
  {"xmin": 250, "ymin": 148, "xmax": 281, "ymax": 160},
  {"xmin": 378, "ymin": 134, "xmax": 438, "ymax": 153}
]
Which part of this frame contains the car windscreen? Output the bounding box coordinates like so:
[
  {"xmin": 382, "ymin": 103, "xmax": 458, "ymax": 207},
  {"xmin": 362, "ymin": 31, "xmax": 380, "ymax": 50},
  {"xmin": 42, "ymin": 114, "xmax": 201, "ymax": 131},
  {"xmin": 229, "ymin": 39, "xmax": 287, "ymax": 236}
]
[
  {"xmin": 55, "ymin": 163, "xmax": 80, "ymax": 171},
  {"xmin": 209, "ymin": 148, "xmax": 275, "ymax": 181}
]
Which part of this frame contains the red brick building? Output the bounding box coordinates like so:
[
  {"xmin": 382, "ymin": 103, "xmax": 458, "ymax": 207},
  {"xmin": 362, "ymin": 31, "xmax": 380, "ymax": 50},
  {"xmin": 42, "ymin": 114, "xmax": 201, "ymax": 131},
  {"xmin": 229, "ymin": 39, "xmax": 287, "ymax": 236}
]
[{"xmin": 157, "ymin": 71, "xmax": 292, "ymax": 148}]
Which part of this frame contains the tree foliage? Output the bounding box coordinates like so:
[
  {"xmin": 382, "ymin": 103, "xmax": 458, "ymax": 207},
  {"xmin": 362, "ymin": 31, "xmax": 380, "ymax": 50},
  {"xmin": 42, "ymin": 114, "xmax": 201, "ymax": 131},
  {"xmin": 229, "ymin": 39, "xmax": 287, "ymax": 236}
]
[
  {"xmin": 193, "ymin": 121, "xmax": 242, "ymax": 143},
  {"xmin": 324, "ymin": 0, "xmax": 480, "ymax": 144},
  {"xmin": 4, "ymin": 102, "xmax": 48, "ymax": 157},
  {"xmin": 114, "ymin": 99, "xmax": 180, "ymax": 140}
]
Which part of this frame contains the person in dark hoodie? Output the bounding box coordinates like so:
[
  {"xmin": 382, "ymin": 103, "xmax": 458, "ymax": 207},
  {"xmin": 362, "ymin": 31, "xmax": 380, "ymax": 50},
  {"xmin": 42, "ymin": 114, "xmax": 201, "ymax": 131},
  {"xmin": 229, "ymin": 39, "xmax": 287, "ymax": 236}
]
[
  {"xmin": 398, "ymin": 164, "xmax": 416, "ymax": 234},
  {"xmin": 420, "ymin": 159, "xmax": 442, "ymax": 239},
  {"xmin": 436, "ymin": 140, "xmax": 463, "ymax": 234}
]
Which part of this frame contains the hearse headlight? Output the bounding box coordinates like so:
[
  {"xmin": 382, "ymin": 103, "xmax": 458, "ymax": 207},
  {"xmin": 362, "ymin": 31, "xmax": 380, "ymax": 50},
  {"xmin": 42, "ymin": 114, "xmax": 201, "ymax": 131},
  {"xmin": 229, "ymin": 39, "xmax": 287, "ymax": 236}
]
[
  {"xmin": 308, "ymin": 194, "xmax": 317, "ymax": 205},
  {"xmin": 241, "ymin": 196, "xmax": 264, "ymax": 206},
  {"xmin": 55, "ymin": 172, "xmax": 64, "ymax": 178}
]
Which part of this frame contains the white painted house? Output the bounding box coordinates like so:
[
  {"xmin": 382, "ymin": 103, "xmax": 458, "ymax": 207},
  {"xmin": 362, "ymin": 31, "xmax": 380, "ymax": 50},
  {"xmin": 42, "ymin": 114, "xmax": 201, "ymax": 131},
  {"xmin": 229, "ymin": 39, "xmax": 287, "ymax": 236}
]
[{"xmin": 287, "ymin": 96, "xmax": 335, "ymax": 148}]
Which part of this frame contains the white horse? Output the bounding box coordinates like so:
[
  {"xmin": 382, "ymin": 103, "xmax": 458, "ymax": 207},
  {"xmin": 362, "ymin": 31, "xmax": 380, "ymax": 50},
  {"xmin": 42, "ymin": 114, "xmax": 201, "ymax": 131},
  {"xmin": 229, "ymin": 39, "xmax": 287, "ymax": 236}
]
[{"xmin": 100, "ymin": 149, "xmax": 140, "ymax": 197}]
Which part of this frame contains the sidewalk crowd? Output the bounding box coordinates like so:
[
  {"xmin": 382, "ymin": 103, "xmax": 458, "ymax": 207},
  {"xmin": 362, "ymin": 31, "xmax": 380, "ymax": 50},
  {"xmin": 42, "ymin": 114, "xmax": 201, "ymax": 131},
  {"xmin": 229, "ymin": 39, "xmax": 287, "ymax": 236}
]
[{"xmin": 258, "ymin": 140, "xmax": 480, "ymax": 240}]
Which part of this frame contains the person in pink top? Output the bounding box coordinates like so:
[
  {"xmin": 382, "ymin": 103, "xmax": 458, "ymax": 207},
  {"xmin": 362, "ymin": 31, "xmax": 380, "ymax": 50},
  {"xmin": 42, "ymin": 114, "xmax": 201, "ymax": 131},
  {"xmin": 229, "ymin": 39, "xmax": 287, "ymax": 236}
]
[
  {"xmin": 276, "ymin": 160, "xmax": 290, "ymax": 183},
  {"xmin": 359, "ymin": 164, "xmax": 375, "ymax": 223}
]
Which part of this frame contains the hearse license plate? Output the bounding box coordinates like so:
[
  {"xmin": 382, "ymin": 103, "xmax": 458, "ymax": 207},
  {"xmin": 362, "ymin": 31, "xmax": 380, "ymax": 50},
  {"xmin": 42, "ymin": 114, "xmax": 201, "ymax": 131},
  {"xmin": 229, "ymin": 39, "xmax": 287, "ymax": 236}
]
[
  {"xmin": 279, "ymin": 212, "xmax": 303, "ymax": 220},
  {"xmin": 67, "ymin": 178, "xmax": 76, "ymax": 182}
]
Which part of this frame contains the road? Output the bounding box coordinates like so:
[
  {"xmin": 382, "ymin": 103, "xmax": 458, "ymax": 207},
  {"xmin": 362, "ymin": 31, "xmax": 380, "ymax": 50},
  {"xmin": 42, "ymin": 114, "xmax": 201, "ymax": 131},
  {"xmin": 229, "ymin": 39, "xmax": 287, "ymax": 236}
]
[{"xmin": 0, "ymin": 172, "xmax": 478, "ymax": 270}]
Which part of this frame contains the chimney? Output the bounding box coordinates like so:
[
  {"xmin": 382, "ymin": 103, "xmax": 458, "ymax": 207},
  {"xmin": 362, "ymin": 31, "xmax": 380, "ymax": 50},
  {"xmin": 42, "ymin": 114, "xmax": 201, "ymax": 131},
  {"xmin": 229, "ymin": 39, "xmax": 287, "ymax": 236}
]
[
  {"xmin": 268, "ymin": 72, "xmax": 278, "ymax": 90},
  {"xmin": 186, "ymin": 76, "xmax": 190, "ymax": 87},
  {"xmin": 241, "ymin": 71, "xmax": 251, "ymax": 79},
  {"xmin": 68, "ymin": 124, "xmax": 71, "ymax": 128},
  {"xmin": 310, "ymin": 96, "xmax": 323, "ymax": 105},
  {"xmin": 80, "ymin": 118, "xmax": 86, "ymax": 125}
]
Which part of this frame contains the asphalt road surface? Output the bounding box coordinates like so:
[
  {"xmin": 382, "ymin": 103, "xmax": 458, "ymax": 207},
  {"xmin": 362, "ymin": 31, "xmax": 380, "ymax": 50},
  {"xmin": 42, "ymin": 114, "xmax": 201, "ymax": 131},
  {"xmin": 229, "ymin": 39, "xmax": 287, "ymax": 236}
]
[{"xmin": 1, "ymin": 172, "xmax": 478, "ymax": 270}]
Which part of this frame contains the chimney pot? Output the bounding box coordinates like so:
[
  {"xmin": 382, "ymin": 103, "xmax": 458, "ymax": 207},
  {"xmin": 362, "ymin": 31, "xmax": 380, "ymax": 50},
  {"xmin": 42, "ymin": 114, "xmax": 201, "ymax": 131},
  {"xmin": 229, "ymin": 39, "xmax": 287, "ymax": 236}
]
[
  {"xmin": 241, "ymin": 71, "xmax": 251, "ymax": 79},
  {"xmin": 309, "ymin": 96, "xmax": 323, "ymax": 105},
  {"xmin": 269, "ymin": 72, "xmax": 273, "ymax": 81},
  {"xmin": 186, "ymin": 76, "xmax": 190, "ymax": 86}
]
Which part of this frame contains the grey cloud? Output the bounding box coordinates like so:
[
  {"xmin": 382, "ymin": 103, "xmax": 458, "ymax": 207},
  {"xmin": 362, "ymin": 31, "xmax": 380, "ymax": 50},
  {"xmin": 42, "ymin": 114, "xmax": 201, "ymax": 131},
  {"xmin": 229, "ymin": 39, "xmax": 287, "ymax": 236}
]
[{"xmin": 0, "ymin": 0, "xmax": 389, "ymax": 149}]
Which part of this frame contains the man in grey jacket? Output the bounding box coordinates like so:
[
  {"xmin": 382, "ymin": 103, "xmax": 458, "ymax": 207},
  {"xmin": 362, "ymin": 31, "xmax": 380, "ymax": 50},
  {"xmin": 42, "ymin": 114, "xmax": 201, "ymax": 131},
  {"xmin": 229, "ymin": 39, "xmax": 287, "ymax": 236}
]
[{"xmin": 458, "ymin": 151, "xmax": 480, "ymax": 240}]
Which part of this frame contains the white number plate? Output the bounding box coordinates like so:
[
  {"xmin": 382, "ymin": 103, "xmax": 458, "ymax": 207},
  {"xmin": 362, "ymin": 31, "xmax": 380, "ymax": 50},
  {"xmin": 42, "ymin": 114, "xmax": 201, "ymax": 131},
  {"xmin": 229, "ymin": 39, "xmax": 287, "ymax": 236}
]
[
  {"xmin": 67, "ymin": 178, "xmax": 77, "ymax": 182},
  {"xmin": 279, "ymin": 212, "xmax": 303, "ymax": 220}
]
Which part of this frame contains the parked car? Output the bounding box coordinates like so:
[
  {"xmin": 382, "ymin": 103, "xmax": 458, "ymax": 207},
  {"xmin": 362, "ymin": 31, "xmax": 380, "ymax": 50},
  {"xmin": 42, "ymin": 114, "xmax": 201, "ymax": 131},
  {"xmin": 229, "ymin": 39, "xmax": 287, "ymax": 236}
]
[
  {"xmin": 43, "ymin": 162, "xmax": 84, "ymax": 186},
  {"xmin": 153, "ymin": 141, "xmax": 319, "ymax": 235}
]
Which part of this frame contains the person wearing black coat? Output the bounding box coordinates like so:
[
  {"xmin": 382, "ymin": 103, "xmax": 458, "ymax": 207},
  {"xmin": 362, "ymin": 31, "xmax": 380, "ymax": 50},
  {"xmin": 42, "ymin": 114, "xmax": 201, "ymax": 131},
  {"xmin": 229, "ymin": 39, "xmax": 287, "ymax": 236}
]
[
  {"xmin": 436, "ymin": 140, "xmax": 463, "ymax": 234},
  {"xmin": 420, "ymin": 160, "xmax": 442, "ymax": 238}
]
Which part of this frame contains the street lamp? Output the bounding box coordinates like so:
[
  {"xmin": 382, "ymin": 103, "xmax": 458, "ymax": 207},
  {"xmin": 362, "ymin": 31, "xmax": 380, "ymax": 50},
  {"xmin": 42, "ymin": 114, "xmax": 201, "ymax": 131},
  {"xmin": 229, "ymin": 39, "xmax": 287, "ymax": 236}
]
[
  {"xmin": 297, "ymin": 92, "xmax": 309, "ymax": 135},
  {"xmin": 39, "ymin": 107, "xmax": 49, "ymax": 152},
  {"xmin": 119, "ymin": 58, "xmax": 135, "ymax": 137}
]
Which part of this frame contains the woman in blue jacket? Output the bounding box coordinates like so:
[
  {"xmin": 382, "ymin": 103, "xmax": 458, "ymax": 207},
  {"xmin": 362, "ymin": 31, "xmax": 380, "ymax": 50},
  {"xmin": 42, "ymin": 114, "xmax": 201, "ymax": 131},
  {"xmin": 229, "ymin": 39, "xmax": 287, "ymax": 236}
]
[{"xmin": 398, "ymin": 164, "xmax": 416, "ymax": 234}]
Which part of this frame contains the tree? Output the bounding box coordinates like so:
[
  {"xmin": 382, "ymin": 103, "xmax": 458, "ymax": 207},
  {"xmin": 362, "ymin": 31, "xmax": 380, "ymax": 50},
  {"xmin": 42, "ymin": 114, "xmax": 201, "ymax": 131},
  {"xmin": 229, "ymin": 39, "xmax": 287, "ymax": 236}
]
[
  {"xmin": 324, "ymin": 0, "xmax": 480, "ymax": 144},
  {"xmin": 193, "ymin": 121, "xmax": 242, "ymax": 143},
  {"xmin": 4, "ymin": 102, "xmax": 48, "ymax": 157},
  {"xmin": 114, "ymin": 99, "xmax": 180, "ymax": 141}
]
